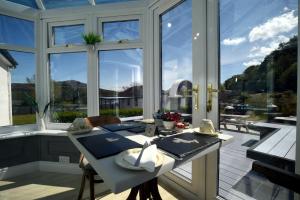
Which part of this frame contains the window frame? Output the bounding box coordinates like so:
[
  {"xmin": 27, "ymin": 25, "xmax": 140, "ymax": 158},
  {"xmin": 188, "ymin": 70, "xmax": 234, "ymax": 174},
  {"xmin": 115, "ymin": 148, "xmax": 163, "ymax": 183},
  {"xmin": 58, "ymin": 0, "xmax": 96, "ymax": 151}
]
[
  {"xmin": 41, "ymin": 9, "xmax": 145, "ymax": 128},
  {"xmin": 98, "ymin": 48, "xmax": 144, "ymax": 120},
  {"xmin": 98, "ymin": 15, "xmax": 143, "ymax": 47},
  {"xmin": 47, "ymin": 20, "xmax": 87, "ymax": 49},
  {"xmin": 48, "ymin": 51, "xmax": 88, "ymax": 124},
  {"xmin": 0, "ymin": 10, "xmax": 37, "ymax": 131}
]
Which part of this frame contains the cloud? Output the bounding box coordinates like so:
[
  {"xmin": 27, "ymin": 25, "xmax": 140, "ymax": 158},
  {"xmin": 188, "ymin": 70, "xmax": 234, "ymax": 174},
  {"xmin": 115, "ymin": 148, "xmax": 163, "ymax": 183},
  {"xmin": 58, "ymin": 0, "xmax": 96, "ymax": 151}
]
[
  {"xmin": 249, "ymin": 10, "xmax": 297, "ymax": 42},
  {"xmin": 222, "ymin": 37, "xmax": 246, "ymax": 46},
  {"xmin": 243, "ymin": 59, "xmax": 261, "ymax": 67},
  {"xmin": 283, "ymin": 7, "xmax": 290, "ymax": 12},
  {"xmin": 248, "ymin": 35, "xmax": 289, "ymax": 58}
]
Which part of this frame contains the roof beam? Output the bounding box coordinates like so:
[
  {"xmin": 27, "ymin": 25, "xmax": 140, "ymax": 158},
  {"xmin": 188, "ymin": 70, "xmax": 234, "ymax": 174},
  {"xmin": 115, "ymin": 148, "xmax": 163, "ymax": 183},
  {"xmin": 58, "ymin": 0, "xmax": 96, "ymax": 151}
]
[
  {"xmin": 35, "ymin": 0, "xmax": 45, "ymax": 10},
  {"xmin": 88, "ymin": 0, "xmax": 96, "ymax": 6}
]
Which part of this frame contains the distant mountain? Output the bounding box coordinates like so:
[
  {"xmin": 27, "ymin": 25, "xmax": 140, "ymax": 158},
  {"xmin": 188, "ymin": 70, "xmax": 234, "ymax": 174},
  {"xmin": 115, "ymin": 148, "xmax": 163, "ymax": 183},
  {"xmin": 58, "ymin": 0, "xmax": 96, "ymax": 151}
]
[
  {"xmin": 11, "ymin": 80, "xmax": 142, "ymax": 104},
  {"xmin": 223, "ymin": 36, "xmax": 297, "ymax": 93}
]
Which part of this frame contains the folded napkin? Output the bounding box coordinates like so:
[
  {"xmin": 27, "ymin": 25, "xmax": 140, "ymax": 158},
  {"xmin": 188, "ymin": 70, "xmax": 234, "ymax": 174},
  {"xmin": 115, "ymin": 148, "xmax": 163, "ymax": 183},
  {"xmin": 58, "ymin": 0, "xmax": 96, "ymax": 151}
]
[{"xmin": 124, "ymin": 143, "xmax": 157, "ymax": 172}]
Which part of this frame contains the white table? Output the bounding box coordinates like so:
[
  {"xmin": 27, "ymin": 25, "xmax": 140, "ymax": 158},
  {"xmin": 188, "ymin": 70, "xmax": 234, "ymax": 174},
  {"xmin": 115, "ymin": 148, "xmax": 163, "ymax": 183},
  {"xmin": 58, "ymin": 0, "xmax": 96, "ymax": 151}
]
[{"xmin": 68, "ymin": 127, "xmax": 233, "ymax": 198}]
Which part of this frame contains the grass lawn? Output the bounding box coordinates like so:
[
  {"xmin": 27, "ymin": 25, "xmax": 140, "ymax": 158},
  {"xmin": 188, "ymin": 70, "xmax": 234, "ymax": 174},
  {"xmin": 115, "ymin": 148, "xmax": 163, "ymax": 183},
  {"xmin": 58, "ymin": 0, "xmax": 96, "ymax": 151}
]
[{"xmin": 13, "ymin": 114, "xmax": 36, "ymax": 125}]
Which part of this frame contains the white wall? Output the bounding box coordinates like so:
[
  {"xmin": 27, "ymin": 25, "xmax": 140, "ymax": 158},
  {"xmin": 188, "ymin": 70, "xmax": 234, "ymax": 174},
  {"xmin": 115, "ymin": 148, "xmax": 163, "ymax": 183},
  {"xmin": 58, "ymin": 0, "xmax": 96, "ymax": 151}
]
[{"xmin": 0, "ymin": 62, "xmax": 11, "ymax": 126}]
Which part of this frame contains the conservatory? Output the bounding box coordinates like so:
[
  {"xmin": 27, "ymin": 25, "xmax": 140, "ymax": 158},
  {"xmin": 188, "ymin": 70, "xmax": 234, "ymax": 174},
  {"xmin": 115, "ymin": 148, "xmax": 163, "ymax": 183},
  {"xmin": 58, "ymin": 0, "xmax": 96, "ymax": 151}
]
[{"xmin": 0, "ymin": 0, "xmax": 299, "ymax": 200}]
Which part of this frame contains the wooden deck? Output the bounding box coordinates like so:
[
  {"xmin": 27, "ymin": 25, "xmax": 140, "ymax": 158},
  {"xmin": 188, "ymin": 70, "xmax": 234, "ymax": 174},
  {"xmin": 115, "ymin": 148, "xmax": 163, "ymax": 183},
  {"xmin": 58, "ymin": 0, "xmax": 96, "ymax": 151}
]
[
  {"xmin": 218, "ymin": 129, "xmax": 259, "ymax": 200},
  {"xmin": 248, "ymin": 122, "xmax": 296, "ymax": 162},
  {"xmin": 175, "ymin": 124, "xmax": 295, "ymax": 200}
]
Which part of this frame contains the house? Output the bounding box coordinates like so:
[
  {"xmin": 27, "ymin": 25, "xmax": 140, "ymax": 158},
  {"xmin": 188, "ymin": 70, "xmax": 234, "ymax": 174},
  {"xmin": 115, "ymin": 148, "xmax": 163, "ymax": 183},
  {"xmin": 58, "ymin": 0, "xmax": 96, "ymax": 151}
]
[{"xmin": 0, "ymin": 49, "xmax": 17, "ymax": 126}]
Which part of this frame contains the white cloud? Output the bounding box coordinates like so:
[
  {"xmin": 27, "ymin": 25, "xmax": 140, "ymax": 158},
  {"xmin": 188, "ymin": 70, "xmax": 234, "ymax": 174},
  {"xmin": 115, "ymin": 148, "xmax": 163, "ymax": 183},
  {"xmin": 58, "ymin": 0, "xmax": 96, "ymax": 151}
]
[
  {"xmin": 243, "ymin": 59, "xmax": 262, "ymax": 67},
  {"xmin": 283, "ymin": 6, "xmax": 290, "ymax": 12},
  {"xmin": 222, "ymin": 37, "xmax": 246, "ymax": 46},
  {"xmin": 248, "ymin": 35, "xmax": 289, "ymax": 58},
  {"xmin": 249, "ymin": 10, "xmax": 297, "ymax": 42}
]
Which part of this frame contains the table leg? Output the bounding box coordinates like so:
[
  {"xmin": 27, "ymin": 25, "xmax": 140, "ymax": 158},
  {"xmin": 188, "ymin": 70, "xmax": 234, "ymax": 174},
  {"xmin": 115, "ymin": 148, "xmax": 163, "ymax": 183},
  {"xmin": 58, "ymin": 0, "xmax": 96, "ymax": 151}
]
[
  {"xmin": 127, "ymin": 185, "xmax": 140, "ymax": 200},
  {"xmin": 149, "ymin": 178, "xmax": 162, "ymax": 200},
  {"xmin": 127, "ymin": 178, "xmax": 162, "ymax": 200}
]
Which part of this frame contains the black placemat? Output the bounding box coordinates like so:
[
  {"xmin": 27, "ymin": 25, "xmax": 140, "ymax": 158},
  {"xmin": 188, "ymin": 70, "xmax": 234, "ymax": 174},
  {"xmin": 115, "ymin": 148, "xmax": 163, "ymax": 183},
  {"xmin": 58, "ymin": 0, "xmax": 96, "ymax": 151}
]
[
  {"xmin": 127, "ymin": 126, "xmax": 146, "ymax": 133},
  {"xmin": 77, "ymin": 132, "xmax": 142, "ymax": 159},
  {"xmin": 153, "ymin": 132, "xmax": 220, "ymax": 159},
  {"xmin": 101, "ymin": 123, "xmax": 142, "ymax": 132}
]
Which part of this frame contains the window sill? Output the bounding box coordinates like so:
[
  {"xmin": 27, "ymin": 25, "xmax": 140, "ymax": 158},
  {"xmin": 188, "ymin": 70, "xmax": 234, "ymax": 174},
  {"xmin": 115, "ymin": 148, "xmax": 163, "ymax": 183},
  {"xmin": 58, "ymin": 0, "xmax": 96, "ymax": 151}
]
[{"xmin": 0, "ymin": 129, "xmax": 68, "ymax": 140}]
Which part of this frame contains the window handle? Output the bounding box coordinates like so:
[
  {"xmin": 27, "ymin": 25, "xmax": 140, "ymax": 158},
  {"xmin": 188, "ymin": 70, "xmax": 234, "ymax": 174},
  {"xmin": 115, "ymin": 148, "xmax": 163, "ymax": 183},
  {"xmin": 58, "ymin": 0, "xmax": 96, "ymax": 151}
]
[
  {"xmin": 207, "ymin": 83, "xmax": 219, "ymax": 112},
  {"xmin": 193, "ymin": 85, "xmax": 199, "ymax": 110}
]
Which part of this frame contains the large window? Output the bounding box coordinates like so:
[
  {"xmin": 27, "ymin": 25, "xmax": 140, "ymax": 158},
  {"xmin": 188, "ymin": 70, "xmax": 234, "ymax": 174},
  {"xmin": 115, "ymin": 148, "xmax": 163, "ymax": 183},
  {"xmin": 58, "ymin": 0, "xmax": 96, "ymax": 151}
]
[
  {"xmin": 160, "ymin": 0, "xmax": 192, "ymax": 181},
  {"xmin": 49, "ymin": 52, "xmax": 87, "ymax": 123},
  {"xmin": 0, "ymin": 50, "xmax": 36, "ymax": 126},
  {"xmin": 0, "ymin": 14, "xmax": 35, "ymax": 48},
  {"xmin": 219, "ymin": 0, "xmax": 298, "ymax": 199},
  {"xmin": 0, "ymin": 14, "xmax": 35, "ymax": 127},
  {"xmin": 99, "ymin": 49, "xmax": 143, "ymax": 118},
  {"xmin": 102, "ymin": 20, "xmax": 140, "ymax": 42},
  {"xmin": 220, "ymin": 0, "xmax": 298, "ymax": 125},
  {"xmin": 160, "ymin": 0, "xmax": 192, "ymax": 116}
]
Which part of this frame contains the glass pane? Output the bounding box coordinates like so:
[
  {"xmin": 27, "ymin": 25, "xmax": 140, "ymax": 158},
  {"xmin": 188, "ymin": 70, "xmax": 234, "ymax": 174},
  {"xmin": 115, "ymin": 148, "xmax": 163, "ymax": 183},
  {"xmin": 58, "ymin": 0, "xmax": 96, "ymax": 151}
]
[
  {"xmin": 102, "ymin": 20, "xmax": 139, "ymax": 42},
  {"xmin": 43, "ymin": 0, "xmax": 89, "ymax": 9},
  {"xmin": 0, "ymin": 15, "xmax": 35, "ymax": 48},
  {"xmin": 53, "ymin": 24, "xmax": 84, "ymax": 46},
  {"xmin": 99, "ymin": 49, "xmax": 143, "ymax": 118},
  {"xmin": 49, "ymin": 52, "xmax": 87, "ymax": 123},
  {"xmin": 219, "ymin": 0, "xmax": 297, "ymax": 199},
  {"xmin": 96, "ymin": 0, "xmax": 137, "ymax": 4},
  {"xmin": 160, "ymin": 0, "xmax": 192, "ymax": 180},
  {"xmin": 6, "ymin": 0, "xmax": 38, "ymax": 9},
  {"xmin": 0, "ymin": 50, "xmax": 36, "ymax": 126}
]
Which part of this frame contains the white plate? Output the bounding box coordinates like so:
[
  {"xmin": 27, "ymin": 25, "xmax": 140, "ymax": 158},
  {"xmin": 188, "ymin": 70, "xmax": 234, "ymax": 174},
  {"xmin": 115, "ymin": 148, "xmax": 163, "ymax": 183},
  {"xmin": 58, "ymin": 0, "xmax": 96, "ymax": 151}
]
[{"xmin": 115, "ymin": 148, "xmax": 164, "ymax": 171}]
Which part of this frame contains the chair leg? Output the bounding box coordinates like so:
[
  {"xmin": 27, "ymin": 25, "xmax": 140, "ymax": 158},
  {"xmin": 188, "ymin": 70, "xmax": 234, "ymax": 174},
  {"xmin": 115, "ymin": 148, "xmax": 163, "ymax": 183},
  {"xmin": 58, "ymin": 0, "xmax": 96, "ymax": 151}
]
[
  {"xmin": 77, "ymin": 172, "xmax": 86, "ymax": 200},
  {"xmin": 88, "ymin": 172, "xmax": 95, "ymax": 200}
]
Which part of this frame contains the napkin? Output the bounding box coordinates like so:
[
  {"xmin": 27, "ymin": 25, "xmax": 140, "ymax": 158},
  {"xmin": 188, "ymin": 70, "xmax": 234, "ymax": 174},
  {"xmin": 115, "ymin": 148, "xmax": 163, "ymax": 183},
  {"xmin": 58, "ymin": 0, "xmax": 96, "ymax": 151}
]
[{"xmin": 124, "ymin": 144, "xmax": 157, "ymax": 172}]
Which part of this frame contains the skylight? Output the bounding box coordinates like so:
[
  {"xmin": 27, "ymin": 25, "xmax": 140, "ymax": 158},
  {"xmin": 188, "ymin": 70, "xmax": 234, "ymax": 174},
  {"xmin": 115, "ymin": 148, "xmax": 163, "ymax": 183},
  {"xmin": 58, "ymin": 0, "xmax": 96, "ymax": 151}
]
[{"xmin": 4, "ymin": 0, "xmax": 140, "ymax": 10}]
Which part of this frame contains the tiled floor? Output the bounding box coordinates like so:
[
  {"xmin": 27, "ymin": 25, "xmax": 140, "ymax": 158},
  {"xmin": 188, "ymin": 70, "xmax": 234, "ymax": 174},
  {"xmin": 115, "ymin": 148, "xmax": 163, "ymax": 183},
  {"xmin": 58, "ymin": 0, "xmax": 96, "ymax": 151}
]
[{"xmin": 0, "ymin": 171, "xmax": 185, "ymax": 200}]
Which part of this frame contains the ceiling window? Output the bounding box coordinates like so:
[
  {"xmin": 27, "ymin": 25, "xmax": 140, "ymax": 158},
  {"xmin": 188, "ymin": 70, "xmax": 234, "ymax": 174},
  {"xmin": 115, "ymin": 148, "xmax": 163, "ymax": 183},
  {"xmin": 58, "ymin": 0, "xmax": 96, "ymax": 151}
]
[
  {"xmin": 0, "ymin": 14, "xmax": 35, "ymax": 48},
  {"xmin": 43, "ymin": 0, "xmax": 89, "ymax": 9}
]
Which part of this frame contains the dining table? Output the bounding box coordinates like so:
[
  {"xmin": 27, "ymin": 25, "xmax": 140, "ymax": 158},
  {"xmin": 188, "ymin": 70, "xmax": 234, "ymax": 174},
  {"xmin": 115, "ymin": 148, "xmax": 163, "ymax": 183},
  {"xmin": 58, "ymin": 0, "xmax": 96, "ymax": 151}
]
[{"xmin": 68, "ymin": 125, "xmax": 233, "ymax": 200}]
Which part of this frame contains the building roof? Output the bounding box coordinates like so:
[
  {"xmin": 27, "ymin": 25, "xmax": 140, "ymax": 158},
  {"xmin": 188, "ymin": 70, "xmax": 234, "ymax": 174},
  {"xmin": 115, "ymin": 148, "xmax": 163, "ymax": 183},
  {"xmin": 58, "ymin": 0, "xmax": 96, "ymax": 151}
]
[{"xmin": 0, "ymin": 49, "xmax": 18, "ymax": 68}]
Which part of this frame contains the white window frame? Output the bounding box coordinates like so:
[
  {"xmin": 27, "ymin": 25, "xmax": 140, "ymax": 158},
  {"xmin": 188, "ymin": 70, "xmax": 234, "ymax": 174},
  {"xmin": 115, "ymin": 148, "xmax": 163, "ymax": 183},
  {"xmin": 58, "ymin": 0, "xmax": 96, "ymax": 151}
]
[
  {"xmin": 97, "ymin": 14, "xmax": 144, "ymax": 121},
  {"xmin": 43, "ymin": 10, "xmax": 145, "ymax": 128},
  {"xmin": 48, "ymin": 20, "xmax": 87, "ymax": 48},
  {"xmin": 0, "ymin": 11, "xmax": 38, "ymax": 132},
  {"xmin": 98, "ymin": 15, "xmax": 143, "ymax": 46}
]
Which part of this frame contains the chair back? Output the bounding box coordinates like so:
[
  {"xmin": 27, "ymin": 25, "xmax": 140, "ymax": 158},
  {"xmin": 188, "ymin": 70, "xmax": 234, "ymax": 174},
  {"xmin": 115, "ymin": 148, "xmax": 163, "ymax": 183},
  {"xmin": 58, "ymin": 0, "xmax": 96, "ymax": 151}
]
[{"xmin": 85, "ymin": 115, "xmax": 121, "ymax": 128}]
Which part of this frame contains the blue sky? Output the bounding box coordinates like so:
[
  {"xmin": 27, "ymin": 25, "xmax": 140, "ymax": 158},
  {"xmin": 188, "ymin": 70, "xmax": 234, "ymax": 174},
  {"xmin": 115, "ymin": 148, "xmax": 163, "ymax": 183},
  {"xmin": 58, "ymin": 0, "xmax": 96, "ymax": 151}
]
[
  {"xmin": 220, "ymin": 0, "xmax": 298, "ymax": 83},
  {"xmin": 3, "ymin": 0, "xmax": 298, "ymax": 88}
]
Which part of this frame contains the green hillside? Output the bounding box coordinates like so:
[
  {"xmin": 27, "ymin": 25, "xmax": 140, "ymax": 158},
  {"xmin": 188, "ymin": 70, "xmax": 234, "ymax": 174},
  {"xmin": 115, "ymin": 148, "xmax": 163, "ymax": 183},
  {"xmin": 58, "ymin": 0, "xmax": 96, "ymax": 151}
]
[{"xmin": 221, "ymin": 36, "xmax": 297, "ymax": 117}]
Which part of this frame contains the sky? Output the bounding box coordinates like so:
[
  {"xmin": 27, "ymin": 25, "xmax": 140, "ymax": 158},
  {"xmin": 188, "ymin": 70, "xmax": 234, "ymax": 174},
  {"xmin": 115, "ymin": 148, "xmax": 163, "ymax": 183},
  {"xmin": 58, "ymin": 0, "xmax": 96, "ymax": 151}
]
[
  {"xmin": 1, "ymin": 0, "xmax": 298, "ymax": 89},
  {"xmin": 220, "ymin": 0, "xmax": 298, "ymax": 83}
]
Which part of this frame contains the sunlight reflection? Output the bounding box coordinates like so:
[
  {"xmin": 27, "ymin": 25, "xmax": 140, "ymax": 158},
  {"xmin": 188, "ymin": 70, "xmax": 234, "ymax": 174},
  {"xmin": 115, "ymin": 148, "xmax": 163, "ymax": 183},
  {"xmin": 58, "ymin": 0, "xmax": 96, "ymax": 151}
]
[{"xmin": 0, "ymin": 184, "xmax": 75, "ymax": 199}]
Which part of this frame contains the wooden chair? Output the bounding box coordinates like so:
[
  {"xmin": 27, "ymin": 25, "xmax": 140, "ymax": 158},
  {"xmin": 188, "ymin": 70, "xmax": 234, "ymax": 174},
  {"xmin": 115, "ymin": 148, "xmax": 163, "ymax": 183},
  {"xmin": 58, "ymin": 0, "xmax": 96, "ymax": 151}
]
[{"xmin": 77, "ymin": 116, "xmax": 121, "ymax": 200}]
